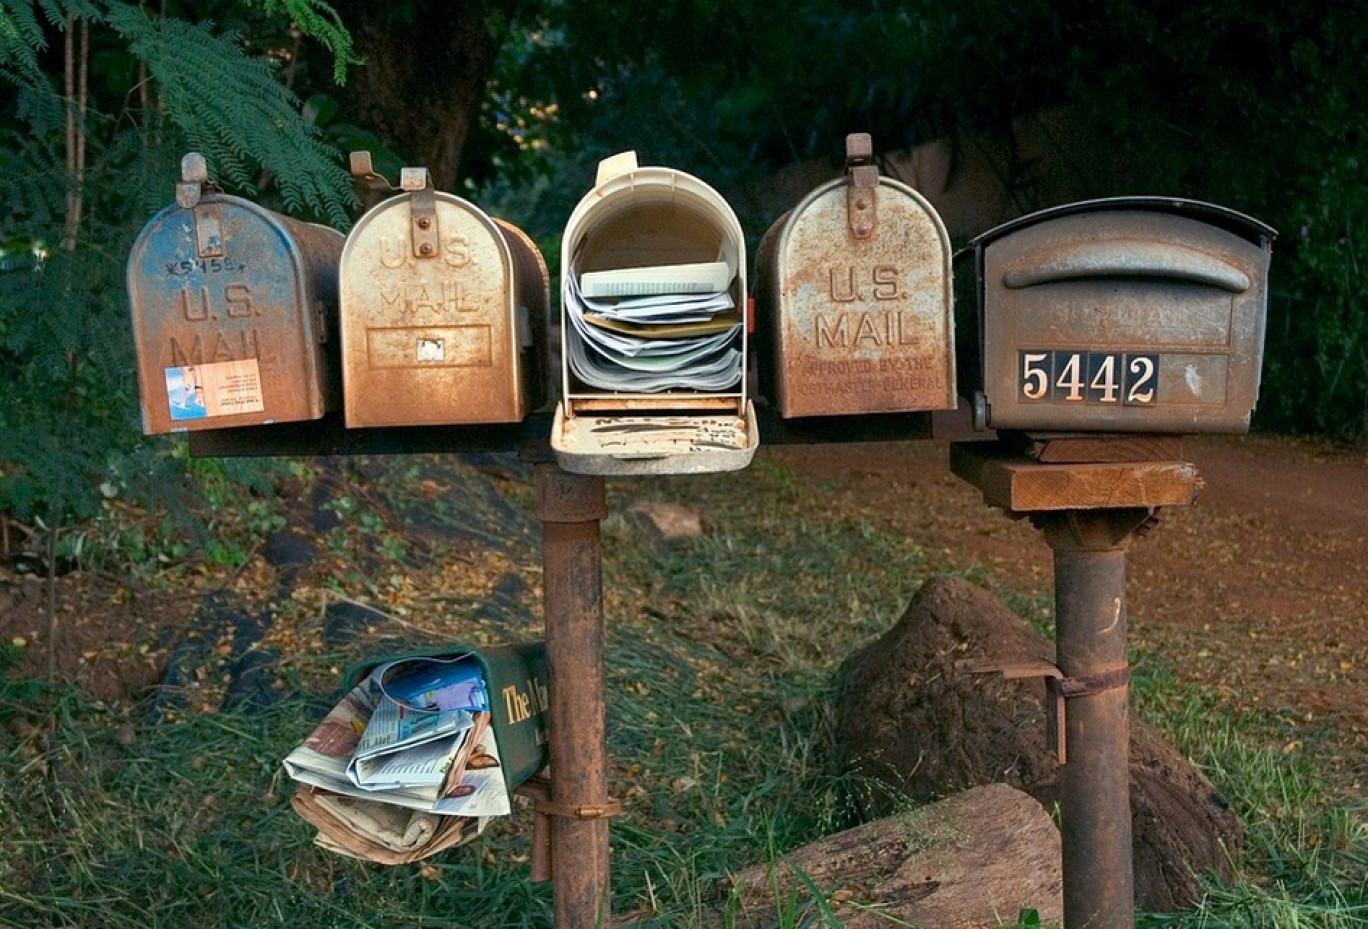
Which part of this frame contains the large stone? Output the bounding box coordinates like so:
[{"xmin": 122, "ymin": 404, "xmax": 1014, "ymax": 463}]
[
  {"xmin": 724, "ymin": 784, "xmax": 1062, "ymax": 929},
  {"xmin": 833, "ymin": 575, "xmax": 1241, "ymax": 912}
]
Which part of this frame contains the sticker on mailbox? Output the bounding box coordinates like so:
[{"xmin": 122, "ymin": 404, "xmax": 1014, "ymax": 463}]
[
  {"xmin": 164, "ymin": 359, "xmax": 266, "ymax": 421},
  {"xmin": 1019, "ymin": 351, "xmax": 1158, "ymax": 405}
]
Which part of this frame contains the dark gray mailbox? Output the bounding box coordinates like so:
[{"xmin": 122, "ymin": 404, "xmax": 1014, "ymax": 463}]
[
  {"xmin": 756, "ymin": 133, "xmax": 956, "ymax": 418},
  {"xmin": 340, "ymin": 155, "xmax": 549, "ymax": 428},
  {"xmin": 964, "ymin": 197, "xmax": 1275, "ymax": 434},
  {"xmin": 127, "ymin": 153, "xmax": 343, "ymax": 435}
]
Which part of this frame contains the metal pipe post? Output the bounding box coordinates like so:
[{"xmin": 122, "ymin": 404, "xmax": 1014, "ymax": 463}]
[
  {"xmin": 1041, "ymin": 510, "xmax": 1147, "ymax": 929},
  {"xmin": 536, "ymin": 464, "xmax": 611, "ymax": 928}
]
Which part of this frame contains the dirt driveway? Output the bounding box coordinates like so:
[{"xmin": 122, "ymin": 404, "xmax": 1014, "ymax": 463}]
[{"xmin": 765, "ymin": 432, "xmax": 1368, "ymax": 801}]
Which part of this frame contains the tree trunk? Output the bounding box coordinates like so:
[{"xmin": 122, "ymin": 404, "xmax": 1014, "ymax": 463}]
[{"xmin": 329, "ymin": 0, "xmax": 515, "ymax": 191}]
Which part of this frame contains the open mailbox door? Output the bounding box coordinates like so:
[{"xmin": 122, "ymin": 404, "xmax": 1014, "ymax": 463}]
[{"xmin": 551, "ymin": 152, "xmax": 758, "ymax": 475}]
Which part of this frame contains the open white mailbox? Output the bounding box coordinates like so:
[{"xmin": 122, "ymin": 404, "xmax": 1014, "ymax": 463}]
[{"xmin": 550, "ymin": 152, "xmax": 758, "ymax": 475}]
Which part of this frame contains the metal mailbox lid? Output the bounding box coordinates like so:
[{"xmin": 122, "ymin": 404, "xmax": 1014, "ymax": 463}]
[
  {"xmin": 972, "ymin": 197, "xmax": 1276, "ymax": 434},
  {"xmin": 757, "ymin": 145, "xmax": 956, "ymax": 418},
  {"xmin": 340, "ymin": 190, "xmax": 546, "ymax": 427},
  {"xmin": 127, "ymin": 192, "xmax": 342, "ymax": 436}
]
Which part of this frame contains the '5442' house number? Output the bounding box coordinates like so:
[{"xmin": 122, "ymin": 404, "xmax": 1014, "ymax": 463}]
[{"xmin": 1019, "ymin": 350, "xmax": 1159, "ymax": 405}]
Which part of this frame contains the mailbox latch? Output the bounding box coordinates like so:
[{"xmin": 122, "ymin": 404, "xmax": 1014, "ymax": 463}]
[
  {"xmin": 845, "ymin": 132, "xmax": 878, "ymax": 240},
  {"xmin": 401, "ymin": 167, "xmax": 440, "ymax": 260},
  {"xmin": 176, "ymin": 152, "xmax": 226, "ymax": 259}
]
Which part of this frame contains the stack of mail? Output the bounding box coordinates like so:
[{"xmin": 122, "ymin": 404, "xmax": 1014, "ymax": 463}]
[{"xmin": 565, "ymin": 254, "xmax": 743, "ymax": 392}]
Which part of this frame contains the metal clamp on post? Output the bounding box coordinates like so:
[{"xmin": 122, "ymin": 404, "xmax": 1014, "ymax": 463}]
[
  {"xmin": 513, "ymin": 774, "xmax": 621, "ymax": 884},
  {"xmin": 845, "ymin": 132, "xmax": 878, "ymax": 239},
  {"xmin": 957, "ymin": 658, "xmax": 1130, "ymax": 764}
]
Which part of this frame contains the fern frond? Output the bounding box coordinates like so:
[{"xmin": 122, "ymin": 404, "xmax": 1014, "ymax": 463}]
[
  {"xmin": 245, "ymin": 0, "xmax": 359, "ymax": 85},
  {"xmin": 104, "ymin": 2, "xmax": 356, "ymax": 226},
  {"xmin": 0, "ymin": 0, "xmax": 46, "ymax": 83}
]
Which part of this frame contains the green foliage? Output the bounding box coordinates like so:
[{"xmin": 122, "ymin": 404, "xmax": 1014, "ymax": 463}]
[{"xmin": 0, "ymin": 0, "xmax": 358, "ymax": 530}]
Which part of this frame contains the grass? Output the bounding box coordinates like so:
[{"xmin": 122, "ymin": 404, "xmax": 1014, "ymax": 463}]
[{"xmin": 0, "ymin": 455, "xmax": 1364, "ymax": 927}]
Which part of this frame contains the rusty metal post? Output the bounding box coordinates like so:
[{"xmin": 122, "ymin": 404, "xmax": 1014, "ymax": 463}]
[
  {"xmin": 536, "ymin": 464, "xmax": 611, "ymax": 928},
  {"xmin": 1039, "ymin": 509, "xmax": 1149, "ymax": 929}
]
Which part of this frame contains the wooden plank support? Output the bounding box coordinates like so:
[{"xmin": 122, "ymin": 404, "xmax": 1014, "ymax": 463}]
[{"xmin": 949, "ymin": 442, "xmax": 1203, "ymax": 515}]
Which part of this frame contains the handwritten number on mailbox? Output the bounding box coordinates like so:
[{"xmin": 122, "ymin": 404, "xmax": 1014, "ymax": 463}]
[{"xmin": 1019, "ymin": 351, "xmax": 1158, "ymax": 405}]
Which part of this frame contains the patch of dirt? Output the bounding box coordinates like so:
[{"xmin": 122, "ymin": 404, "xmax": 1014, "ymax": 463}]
[{"xmin": 766, "ymin": 433, "xmax": 1368, "ymax": 800}]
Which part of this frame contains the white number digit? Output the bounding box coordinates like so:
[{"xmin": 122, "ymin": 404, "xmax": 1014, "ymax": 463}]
[
  {"xmin": 1055, "ymin": 352, "xmax": 1084, "ymax": 401},
  {"xmin": 1127, "ymin": 356, "xmax": 1157, "ymax": 404},
  {"xmin": 1021, "ymin": 352, "xmax": 1050, "ymax": 400},
  {"xmin": 1090, "ymin": 354, "xmax": 1120, "ymax": 403}
]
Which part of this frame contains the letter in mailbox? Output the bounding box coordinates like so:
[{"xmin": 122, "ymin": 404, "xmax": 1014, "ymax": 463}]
[
  {"xmin": 756, "ymin": 133, "xmax": 957, "ymax": 418},
  {"xmin": 339, "ymin": 157, "xmax": 548, "ymax": 428},
  {"xmin": 551, "ymin": 152, "xmax": 758, "ymax": 475},
  {"xmin": 965, "ymin": 197, "xmax": 1276, "ymax": 434},
  {"xmin": 127, "ymin": 154, "xmax": 343, "ymax": 435}
]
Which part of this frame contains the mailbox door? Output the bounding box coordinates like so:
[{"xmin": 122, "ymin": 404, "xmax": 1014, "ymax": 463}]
[
  {"xmin": 127, "ymin": 195, "xmax": 341, "ymax": 435},
  {"xmin": 341, "ymin": 192, "xmax": 529, "ymax": 427},
  {"xmin": 762, "ymin": 176, "xmax": 955, "ymax": 418},
  {"xmin": 977, "ymin": 200, "xmax": 1274, "ymax": 434}
]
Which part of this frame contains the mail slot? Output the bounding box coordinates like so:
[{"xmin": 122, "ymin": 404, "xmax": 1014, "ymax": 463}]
[
  {"xmin": 339, "ymin": 155, "xmax": 549, "ymax": 427},
  {"xmin": 756, "ymin": 133, "xmax": 956, "ymax": 418},
  {"xmin": 551, "ymin": 151, "xmax": 757, "ymax": 474},
  {"xmin": 127, "ymin": 153, "xmax": 343, "ymax": 435},
  {"xmin": 964, "ymin": 197, "xmax": 1276, "ymax": 434}
]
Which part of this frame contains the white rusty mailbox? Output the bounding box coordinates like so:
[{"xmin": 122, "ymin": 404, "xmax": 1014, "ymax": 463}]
[
  {"xmin": 965, "ymin": 197, "xmax": 1276, "ymax": 434},
  {"xmin": 127, "ymin": 153, "xmax": 343, "ymax": 435},
  {"xmin": 339, "ymin": 154, "xmax": 549, "ymax": 427},
  {"xmin": 755, "ymin": 133, "xmax": 956, "ymax": 418},
  {"xmin": 551, "ymin": 152, "xmax": 757, "ymax": 474}
]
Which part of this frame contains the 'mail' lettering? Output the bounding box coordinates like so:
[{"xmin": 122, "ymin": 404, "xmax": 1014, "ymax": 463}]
[
  {"xmin": 813, "ymin": 311, "xmax": 923, "ymax": 348},
  {"xmin": 169, "ymin": 329, "xmax": 261, "ymax": 365}
]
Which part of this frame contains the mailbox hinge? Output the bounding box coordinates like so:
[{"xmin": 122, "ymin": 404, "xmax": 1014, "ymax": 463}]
[
  {"xmin": 845, "ymin": 132, "xmax": 878, "ymax": 240},
  {"xmin": 956, "ymin": 658, "xmax": 1130, "ymax": 765},
  {"xmin": 176, "ymin": 152, "xmax": 226, "ymax": 259},
  {"xmin": 402, "ymin": 167, "xmax": 440, "ymax": 260}
]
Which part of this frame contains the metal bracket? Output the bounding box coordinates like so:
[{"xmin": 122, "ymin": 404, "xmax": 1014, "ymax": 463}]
[
  {"xmin": 347, "ymin": 152, "xmax": 440, "ymax": 260},
  {"xmin": 845, "ymin": 132, "xmax": 878, "ymax": 240},
  {"xmin": 514, "ymin": 774, "xmax": 621, "ymax": 885},
  {"xmin": 177, "ymin": 153, "xmax": 225, "ymax": 258},
  {"xmin": 957, "ymin": 658, "xmax": 1130, "ymax": 764}
]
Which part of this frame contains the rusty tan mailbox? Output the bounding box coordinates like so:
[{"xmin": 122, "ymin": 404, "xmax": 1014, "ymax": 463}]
[
  {"xmin": 965, "ymin": 197, "xmax": 1276, "ymax": 434},
  {"xmin": 756, "ymin": 133, "xmax": 956, "ymax": 418},
  {"xmin": 551, "ymin": 151, "xmax": 757, "ymax": 474},
  {"xmin": 127, "ymin": 153, "xmax": 343, "ymax": 435},
  {"xmin": 339, "ymin": 154, "xmax": 549, "ymax": 427}
]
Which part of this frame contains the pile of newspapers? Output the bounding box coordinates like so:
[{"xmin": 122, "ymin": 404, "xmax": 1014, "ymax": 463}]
[
  {"xmin": 283, "ymin": 654, "xmax": 512, "ymax": 864},
  {"xmin": 564, "ymin": 253, "xmax": 743, "ymax": 393}
]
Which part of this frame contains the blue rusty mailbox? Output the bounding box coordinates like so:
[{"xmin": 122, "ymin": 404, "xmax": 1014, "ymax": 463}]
[{"xmin": 127, "ymin": 153, "xmax": 343, "ymax": 435}]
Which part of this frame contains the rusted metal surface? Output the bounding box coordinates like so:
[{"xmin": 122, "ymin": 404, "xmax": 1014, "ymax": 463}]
[
  {"xmin": 339, "ymin": 169, "xmax": 548, "ymax": 427},
  {"xmin": 967, "ymin": 198, "xmax": 1275, "ymax": 434},
  {"xmin": 536, "ymin": 465, "xmax": 613, "ymax": 927},
  {"xmin": 127, "ymin": 153, "xmax": 342, "ymax": 435},
  {"xmin": 756, "ymin": 133, "xmax": 956, "ymax": 419},
  {"xmin": 1041, "ymin": 510, "xmax": 1152, "ymax": 929}
]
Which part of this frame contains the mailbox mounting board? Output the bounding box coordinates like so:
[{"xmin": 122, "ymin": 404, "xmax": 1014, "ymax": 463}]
[{"xmin": 970, "ymin": 197, "xmax": 1275, "ymax": 434}]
